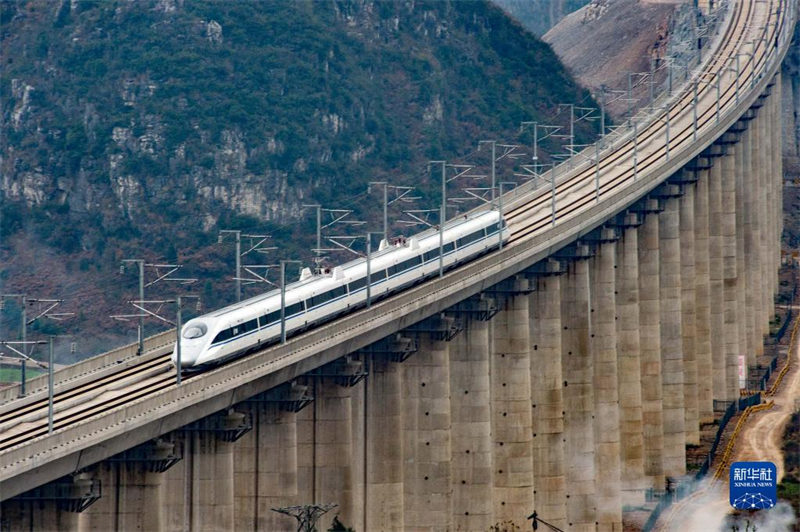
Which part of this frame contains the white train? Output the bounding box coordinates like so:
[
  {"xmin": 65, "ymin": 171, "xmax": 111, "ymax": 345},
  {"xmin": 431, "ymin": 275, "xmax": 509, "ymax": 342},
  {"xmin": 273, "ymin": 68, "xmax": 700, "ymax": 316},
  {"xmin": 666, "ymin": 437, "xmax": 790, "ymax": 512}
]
[{"xmin": 172, "ymin": 209, "xmax": 509, "ymax": 370}]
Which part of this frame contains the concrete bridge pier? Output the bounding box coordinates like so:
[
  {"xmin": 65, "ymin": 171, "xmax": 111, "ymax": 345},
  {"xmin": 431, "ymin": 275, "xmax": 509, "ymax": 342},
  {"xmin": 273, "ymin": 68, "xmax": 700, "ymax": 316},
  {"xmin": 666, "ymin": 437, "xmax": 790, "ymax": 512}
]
[
  {"xmin": 1, "ymin": 473, "xmax": 91, "ymax": 532},
  {"xmin": 590, "ymin": 236, "xmax": 622, "ymax": 531},
  {"xmin": 734, "ymin": 123, "xmax": 749, "ymax": 377},
  {"xmin": 529, "ymin": 268, "xmax": 567, "ymax": 529},
  {"xmin": 707, "ymin": 149, "xmax": 727, "ymax": 401},
  {"xmin": 401, "ymin": 333, "xmax": 453, "ymax": 531},
  {"xmin": 2, "ymin": 499, "xmax": 81, "ymax": 531},
  {"xmin": 189, "ymin": 424, "xmax": 236, "ymax": 530},
  {"xmin": 771, "ymin": 75, "xmax": 783, "ymax": 320},
  {"xmin": 614, "ymin": 214, "xmax": 646, "ymax": 504},
  {"xmin": 636, "ymin": 206, "xmax": 665, "ymax": 489},
  {"xmin": 560, "ymin": 252, "xmax": 596, "ymax": 531},
  {"xmin": 721, "ymin": 134, "xmax": 742, "ymax": 399},
  {"xmin": 491, "ymin": 277, "xmax": 535, "ymax": 525},
  {"xmin": 742, "ymin": 116, "xmax": 764, "ymax": 364},
  {"xmin": 693, "ymin": 161, "xmax": 714, "ymax": 423},
  {"xmin": 79, "ymin": 439, "xmax": 181, "ymax": 532},
  {"xmin": 306, "ymin": 376, "xmax": 355, "ymax": 531},
  {"xmin": 678, "ymin": 174, "xmax": 699, "ymax": 445},
  {"xmin": 449, "ymin": 314, "xmax": 494, "ymax": 530},
  {"xmin": 755, "ymin": 92, "xmax": 771, "ymax": 339},
  {"xmin": 656, "ymin": 189, "xmax": 686, "ymax": 477},
  {"xmin": 233, "ymin": 401, "xmax": 299, "ymax": 532},
  {"xmin": 365, "ymin": 355, "xmax": 404, "ymax": 531}
]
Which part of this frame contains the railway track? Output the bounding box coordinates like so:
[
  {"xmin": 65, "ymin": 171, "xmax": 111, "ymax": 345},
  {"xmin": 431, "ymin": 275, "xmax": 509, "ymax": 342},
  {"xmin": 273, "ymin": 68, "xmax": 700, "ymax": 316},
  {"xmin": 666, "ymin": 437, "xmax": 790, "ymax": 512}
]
[
  {"xmin": 0, "ymin": 353, "xmax": 179, "ymax": 452},
  {"xmin": 503, "ymin": 0, "xmax": 781, "ymax": 244},
  {"xmin": 0, "ymin": 0, "xmax": 790, "ymax": 464}
]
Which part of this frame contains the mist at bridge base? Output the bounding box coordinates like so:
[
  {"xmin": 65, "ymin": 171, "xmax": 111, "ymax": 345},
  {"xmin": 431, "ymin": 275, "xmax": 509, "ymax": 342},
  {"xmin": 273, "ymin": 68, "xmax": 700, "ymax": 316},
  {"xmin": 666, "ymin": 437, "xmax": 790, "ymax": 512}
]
[{"xmin": 722, "ymin": 502, "xmax": 797, "ymax": 532}]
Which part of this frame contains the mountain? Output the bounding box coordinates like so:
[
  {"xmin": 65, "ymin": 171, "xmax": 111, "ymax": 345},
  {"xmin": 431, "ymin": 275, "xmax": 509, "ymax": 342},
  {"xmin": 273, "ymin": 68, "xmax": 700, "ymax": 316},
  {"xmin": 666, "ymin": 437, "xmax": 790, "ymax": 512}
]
[
  {"xmin": 543, "ymin": 0, "xmax": 678, "ymax": 118},
  {"xmin": 492, "ymin": 0, "xmax": 590, "ymax": 36},
  {"xmin": 0, "ymin": 0, "xmax": 596, "ymax": 361}
]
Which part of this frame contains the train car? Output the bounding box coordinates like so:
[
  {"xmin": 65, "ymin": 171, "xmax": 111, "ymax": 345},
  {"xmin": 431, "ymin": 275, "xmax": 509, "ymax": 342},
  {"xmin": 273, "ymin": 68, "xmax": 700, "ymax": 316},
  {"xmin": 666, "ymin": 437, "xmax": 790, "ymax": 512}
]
[{"xmin": 171, "ymin": 208, "xmax": 509, "ymax": 370}]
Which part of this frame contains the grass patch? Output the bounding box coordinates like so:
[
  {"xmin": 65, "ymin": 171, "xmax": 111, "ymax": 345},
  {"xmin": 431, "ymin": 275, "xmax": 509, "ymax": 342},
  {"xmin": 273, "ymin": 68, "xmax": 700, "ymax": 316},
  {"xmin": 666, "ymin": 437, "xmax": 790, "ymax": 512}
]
[
  {"xmin": 778, "ymin": 478, "xmax": 800, "ymax": 499},
  {"xmin": 0, "ymin": 367, "xmax": 45, "ymax": 382}
]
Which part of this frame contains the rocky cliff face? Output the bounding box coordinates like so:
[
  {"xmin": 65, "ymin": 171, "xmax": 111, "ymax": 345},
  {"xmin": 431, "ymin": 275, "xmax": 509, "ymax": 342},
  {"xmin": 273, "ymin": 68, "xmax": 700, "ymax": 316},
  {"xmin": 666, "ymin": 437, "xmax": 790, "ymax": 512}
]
[
  {"xmin": 491, "ymin": 0, "xmax": 591, "ymax": 36},
  {"xmin": 543, "ymin": 0, "xmax": 679, "ymax": 117},
  {"xmin": 0, "ymin": 0, "xmax": 594, "ymax": 359}
]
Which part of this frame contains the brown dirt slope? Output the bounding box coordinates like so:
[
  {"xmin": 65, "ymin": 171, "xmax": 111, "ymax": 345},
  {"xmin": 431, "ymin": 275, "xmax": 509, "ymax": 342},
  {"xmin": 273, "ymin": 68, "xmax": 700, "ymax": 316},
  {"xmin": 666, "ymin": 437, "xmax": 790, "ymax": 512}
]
[{"xmin": 543, "ymin": 0, "xmax": 678, "ymax": 116}]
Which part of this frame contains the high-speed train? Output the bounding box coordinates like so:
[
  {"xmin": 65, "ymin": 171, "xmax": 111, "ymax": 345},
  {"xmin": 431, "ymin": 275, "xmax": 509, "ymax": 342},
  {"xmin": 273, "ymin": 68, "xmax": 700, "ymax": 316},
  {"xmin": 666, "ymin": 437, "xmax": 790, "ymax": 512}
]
[{"xmin": 171, "ymin": 209, "xmax": 509, "ymax": 370}]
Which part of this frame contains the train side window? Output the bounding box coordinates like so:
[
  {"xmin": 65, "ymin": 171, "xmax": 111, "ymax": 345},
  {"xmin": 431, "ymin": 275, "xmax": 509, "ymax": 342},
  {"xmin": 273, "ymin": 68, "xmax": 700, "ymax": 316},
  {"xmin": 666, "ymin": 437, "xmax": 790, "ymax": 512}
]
[
  {"xmin": 349, "ymin": 277, "xmax": 366, "ymax": 291},
  {"xmin": 373, "ymin": 269, "xmax": 387, "ymax": 280},
  {"xmin": 212, "ymin": 328, "xmax": 233, "ymax": 344},
  {"xmin": 244, "ymin": 318, "xmax": 258, "ymax": 332},
  {"xmin": 423, "ymin": 250, "xmax": 438, "ymax": 262},
  {"xmin": 387, "ymin": 265, "xmax": 397, "ymax": 276},
  {"xmin": 331, "ymin": 286, "xmax": 346, "ymax": 298},
  {"xmin": 398, "ymin": 256, "xmax": 421, "ymax": 272},
  {"xmin": 311, "ymin": 291, "xmax": 334, "ymax": 308},
  {"xmin": 286, "ymin": 302, "xmax": 303, "ymax": 316},
  {"xmin": 443, "ymin": 242, "xmax": 455, "ymax": 253}
]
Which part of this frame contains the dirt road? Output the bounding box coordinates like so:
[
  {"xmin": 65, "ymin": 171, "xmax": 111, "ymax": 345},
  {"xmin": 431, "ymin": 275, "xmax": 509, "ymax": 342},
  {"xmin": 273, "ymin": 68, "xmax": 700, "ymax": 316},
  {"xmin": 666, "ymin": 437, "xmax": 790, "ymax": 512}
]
[{"xmin": 656, "ymin": 317, "xmax": 800, "ymax": 531}]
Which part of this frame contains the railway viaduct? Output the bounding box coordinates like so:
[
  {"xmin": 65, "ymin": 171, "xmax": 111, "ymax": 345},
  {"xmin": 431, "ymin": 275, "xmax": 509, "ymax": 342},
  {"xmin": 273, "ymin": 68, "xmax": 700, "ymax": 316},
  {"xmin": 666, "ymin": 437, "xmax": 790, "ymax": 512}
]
[{"xmin": 0, "ymin": 1, "xmax": 797, "ymax": 530}]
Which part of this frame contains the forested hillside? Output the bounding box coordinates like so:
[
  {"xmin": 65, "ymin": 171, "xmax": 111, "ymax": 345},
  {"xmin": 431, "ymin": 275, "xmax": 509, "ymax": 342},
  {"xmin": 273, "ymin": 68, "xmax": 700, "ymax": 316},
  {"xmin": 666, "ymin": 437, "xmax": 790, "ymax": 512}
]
[{"xmin": 0, "ymin": 0, "xmax": 596, "ymax": 360}]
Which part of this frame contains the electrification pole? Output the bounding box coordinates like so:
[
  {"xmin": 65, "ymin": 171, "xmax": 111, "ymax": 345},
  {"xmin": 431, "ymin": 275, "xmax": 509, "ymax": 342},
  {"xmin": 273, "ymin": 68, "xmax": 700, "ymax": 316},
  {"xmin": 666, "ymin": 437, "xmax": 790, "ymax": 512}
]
[
  {"xmin": 122, "ymin": 259, "xmax": 145, "ymax": 355},
  {"xmin": 280, "ymin": 260, "xmax": 302, "ymax": 343},
  {"xmin": 478, "ymin": 140, "xmax": 497, "ymax": 206}
]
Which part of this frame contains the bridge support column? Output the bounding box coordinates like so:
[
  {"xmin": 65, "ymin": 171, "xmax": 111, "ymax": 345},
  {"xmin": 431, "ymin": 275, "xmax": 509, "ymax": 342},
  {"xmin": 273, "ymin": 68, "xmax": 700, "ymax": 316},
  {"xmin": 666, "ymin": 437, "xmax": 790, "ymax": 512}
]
[
  {"xmin": 694, "ymin": 166, "xmax": 714, "ymax": 422},
  {"xmin": 450, "ymin": 317, "xmax": 493, "ymax": 530},
  {"xmin": 365, "ymin": 357, "xmax": 404, "ymax": 531},
  {"xmin": 638, "ymin": 211, "xmax": 664, "ymax": 488},
  {"xmin": 491, "ymin": 278, "xmax": 534, "ymax": 526},
  {"xmin": 734, "ymin": 127, "xmax": 749, "ymax": 379},
  {"xmin": 529, "ymin": 271, "xmax": 567, "ymax": 529},
  {"xmin": 83, "ymin": 440, "xmax": 178, "ymax": 532},
  {"xmin": 743, "ymin": 121, "xmax": 763, "ymax": 363},
  {"xmin": 312, "ymin": 379, "xmax": 354, "ymax": 531},
  {"xmin": 2, "ymin": 500, "xmax": 81, "ymax": 531},
  {"xmin": 402, "ymin": 335, "xmax": 452, "ymax": 531},
  {"xmin": 771, "ymin": 77, "xmax": 783, "ymax": 318},
  {"xmin": 191, "ymin": 431, "xmax": 235, "ymax": 530},
  {"xmin": 234, "ymin": 403, "xmax": 298, "ymax": 532},
  {"xmin": 763, "ymin": 93, "xmax": 775, "ymax": 327},
  {"xmin": 659, "ymin": 195, "xmax": 685, "ymax": 477},
  {"xmin": 708, "ymin": 152, "xmax": 727, "ymax": 400},
  {"xmin": 561, "ymin": 257, "xmax": 595, "ymax": 531},
  {"xmin": 680, "ymin": 181, "xmax": 699, "ymax": 444},
  {"xmin": 721, "ymin": 139, "xmax": 741, "ymax": 400},
  {"xmin": 591, "ymin": 239, "xmax": 622, "ymax": 531},
  {"xmin": 158, "ymin": 428, "xmax": 236, "ymax": 532},
  {"xmin": 615, "ymin": 218, "xmax": 646, "ymax": 503},
  {"xmin": 755, "ymin": 95, "xmax": 770, "ymax": 339}
]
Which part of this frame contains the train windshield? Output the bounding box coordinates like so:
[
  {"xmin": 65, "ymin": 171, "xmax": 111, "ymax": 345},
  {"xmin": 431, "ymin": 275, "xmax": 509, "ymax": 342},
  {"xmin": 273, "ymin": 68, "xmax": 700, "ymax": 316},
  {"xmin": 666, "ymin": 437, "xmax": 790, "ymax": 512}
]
[{"xmin": 182, "ymin": 323, "xmax": 208, "ymax": 339}]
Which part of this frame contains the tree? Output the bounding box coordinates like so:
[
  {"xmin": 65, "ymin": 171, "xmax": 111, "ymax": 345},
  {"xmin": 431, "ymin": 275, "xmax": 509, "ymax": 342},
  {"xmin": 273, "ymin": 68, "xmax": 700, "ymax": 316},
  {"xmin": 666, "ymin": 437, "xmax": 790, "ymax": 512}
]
[{"xmin": 328, "ymin": 516, "xmax": 355, "ymax": 532}]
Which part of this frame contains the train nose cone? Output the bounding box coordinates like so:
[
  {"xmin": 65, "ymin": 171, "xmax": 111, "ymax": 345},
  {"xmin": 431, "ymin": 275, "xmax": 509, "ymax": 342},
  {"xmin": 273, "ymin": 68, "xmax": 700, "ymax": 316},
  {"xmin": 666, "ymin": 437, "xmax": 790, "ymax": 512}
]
[{"xmin": 171, "ymin": 342, "xmax": 200, "ymax": 368}]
